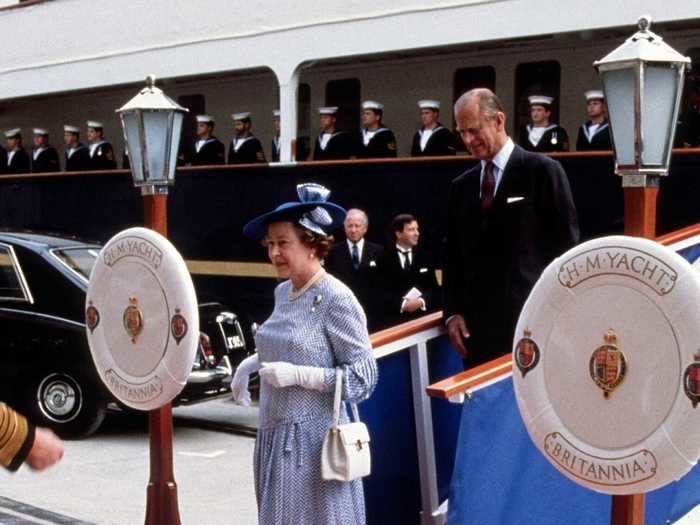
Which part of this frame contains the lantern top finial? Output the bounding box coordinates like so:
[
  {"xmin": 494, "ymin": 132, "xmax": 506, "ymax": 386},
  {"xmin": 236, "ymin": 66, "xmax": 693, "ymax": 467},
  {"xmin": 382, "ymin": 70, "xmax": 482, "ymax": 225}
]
[
  {"xmin": 146, "ymin": 75, "xmax": 156, "ymax": 90},
  {"xmin": 637, "ymin": 15, "xmax": 652, "ymax": 33}
]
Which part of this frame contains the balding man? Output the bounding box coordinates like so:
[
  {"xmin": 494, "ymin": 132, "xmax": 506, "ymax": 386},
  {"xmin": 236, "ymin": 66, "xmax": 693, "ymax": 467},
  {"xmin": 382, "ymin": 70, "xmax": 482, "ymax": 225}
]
[
  {"xmin": 445, "ymin": 88, "xmax": 579, "ymax": 367},
  {"xmin": 324, "ymin": 208, "xmax": 384, "ymax": 329}
]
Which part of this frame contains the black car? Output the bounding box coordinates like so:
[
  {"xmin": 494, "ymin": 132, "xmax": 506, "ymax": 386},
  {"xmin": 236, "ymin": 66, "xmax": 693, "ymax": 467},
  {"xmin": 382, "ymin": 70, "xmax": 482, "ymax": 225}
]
[{"xmin": 0, "ymin": 232, "xmax": 252, "ymax": 437}]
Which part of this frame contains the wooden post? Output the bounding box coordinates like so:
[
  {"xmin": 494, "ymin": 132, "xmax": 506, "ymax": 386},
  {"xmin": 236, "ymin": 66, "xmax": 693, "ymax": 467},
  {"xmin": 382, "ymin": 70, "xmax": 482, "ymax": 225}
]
[
  {"xmin": 611, "ymin": 176, "xmax": 658, "ymax": 525},
  {"xmin": 142, "ymin": 191, "xmax": 182, "ymax": 525}
]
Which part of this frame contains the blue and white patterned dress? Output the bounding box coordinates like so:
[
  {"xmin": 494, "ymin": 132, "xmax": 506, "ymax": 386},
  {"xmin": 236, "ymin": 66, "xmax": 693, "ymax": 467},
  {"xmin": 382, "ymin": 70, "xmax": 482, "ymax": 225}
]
[{"xmin": 254, "ymin": 273, "xmax": 378, "ymax": 525}]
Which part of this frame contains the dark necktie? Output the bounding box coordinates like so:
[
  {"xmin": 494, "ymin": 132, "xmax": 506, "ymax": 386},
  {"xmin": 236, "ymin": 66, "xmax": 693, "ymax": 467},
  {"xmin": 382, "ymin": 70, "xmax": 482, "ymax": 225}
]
[
  {"xmin": 398, "ymin": 249, "xmax": 411, "ymax": 270},
  {"xmin": 351, "ymin": 243, "xmax": 360, "ymax": 270},
  {"xmin": 481, "ymin": 161, "xmax": 495, "ymax": 213}
]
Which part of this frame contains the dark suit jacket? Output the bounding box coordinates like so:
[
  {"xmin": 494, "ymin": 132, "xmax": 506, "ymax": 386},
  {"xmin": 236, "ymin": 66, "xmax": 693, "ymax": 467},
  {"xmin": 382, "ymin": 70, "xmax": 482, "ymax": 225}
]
[
  {"xmin": 228, "ymin": 136, "xmax": 266, "ymax": 164},
  {"xmin": 444, "ymin": 143, "xmax": 579, "ymax": 366},
  {"xmin": 576, "ymin": 121, "xmax": 612, "ymax": 151},
  {"xmin": 65, "ymin": 144, "xmax": 91, "ymax": 171},
  {"xmin": 6, "ymin": 148, "xmax": 30, "ymax": 174},
  {"xmin": 410, "ymin": 125, "xmax": 456, "ymax": 156},
  {"xmin": 31, "ymin": 147, "xmax": 60, "ymax": 173},
  {"xmin": 0, "ymin": 147, "xmax": 7, "ymax": 174},
  {"xmin": 377, "ymin": 245, "xmax": 440, "ymax": 329},
  {"xmin": 191, "ymin": 137, "xmax": 225, "ymax": 165},
  {"xmin": 325, "ymin": 240, "xmax": 384, "ymax": 330},
  {"xmin": 88, "ymin": 141, "xmax": 117, "ymax": 170}
]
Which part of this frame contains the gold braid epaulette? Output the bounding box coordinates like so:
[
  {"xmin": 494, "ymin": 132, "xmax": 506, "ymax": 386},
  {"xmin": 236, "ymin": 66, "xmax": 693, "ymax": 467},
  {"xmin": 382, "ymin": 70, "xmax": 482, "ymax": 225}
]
[{"xmin": 0, "ymin": 402, "xmax": 35, "ymax": 471}]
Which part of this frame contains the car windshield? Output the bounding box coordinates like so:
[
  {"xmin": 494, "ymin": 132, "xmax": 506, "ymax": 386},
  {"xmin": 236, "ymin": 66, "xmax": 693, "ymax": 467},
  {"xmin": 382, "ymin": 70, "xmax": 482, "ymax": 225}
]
[{"xmin": 53, "ymin": 247, "xmax": 100, "ymax": 280}]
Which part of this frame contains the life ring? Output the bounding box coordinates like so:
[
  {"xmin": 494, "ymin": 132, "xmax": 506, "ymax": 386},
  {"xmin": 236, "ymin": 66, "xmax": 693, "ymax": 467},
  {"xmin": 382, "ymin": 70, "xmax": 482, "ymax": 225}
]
[
  {"xmin": 513, "ymin": 235, "xmax": 700, "ymax": 495},
  {"xmin": 85, "ymin": 227, "xmax": 199, "ymax": 411}
]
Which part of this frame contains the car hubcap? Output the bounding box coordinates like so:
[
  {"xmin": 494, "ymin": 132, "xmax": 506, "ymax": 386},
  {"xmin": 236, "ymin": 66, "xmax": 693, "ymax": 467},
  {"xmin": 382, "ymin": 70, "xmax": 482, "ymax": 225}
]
[{"xmin": 38, "ymin": 373, "xmax": 82, "ymax": 423}]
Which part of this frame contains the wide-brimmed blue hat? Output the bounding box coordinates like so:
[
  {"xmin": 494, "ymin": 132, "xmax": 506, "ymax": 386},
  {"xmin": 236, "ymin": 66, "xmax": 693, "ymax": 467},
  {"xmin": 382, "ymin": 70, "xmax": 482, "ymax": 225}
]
[{"xmin": 243, "ymin": 183, "xmax": 347, "ymax": 240}]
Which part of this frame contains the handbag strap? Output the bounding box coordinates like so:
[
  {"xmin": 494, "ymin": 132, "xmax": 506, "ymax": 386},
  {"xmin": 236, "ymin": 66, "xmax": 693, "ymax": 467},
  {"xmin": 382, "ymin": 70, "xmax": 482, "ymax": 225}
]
[{"xmin": 332, "ymin": 367, "xmax": 361, "ymax": 429}]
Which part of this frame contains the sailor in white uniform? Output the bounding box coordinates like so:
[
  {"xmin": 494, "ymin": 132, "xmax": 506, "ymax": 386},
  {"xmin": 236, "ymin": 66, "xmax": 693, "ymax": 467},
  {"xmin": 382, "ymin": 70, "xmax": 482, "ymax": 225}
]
[
  {"xmin": 518, "ymin": 95, "xmax": 569, "ymax": 153},
  {"xmin": 358, "ymin": 100, "xmax": 397, "ymax": 158},
  {"xmin": 410, "ymin": 99, "xmax": 456, "ymax": 156},
  {"xmin": 228, "ymin": 112, "xmax": 266, "ymax": 164},
  {"xmin": 312, "ymin": 107, "xmax": 354, "ymax": 161},
  {"xmin": 191, "ymin": 115, "xmax": 225, "ymax": 165},
  {"xmin": 576, "ymin": 90, "xmax": 612, "ymax": 151}
]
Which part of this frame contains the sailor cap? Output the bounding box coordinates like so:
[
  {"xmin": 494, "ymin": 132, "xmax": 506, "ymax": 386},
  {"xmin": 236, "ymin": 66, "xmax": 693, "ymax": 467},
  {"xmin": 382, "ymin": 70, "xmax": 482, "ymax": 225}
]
[
  {"xmin": 273, "ymin": 109, "xmax": 280, "ymax": 118},
  {"xmin": 33, "ymin": 128, "xmax": 49, "ymax": 136},
  {"xmin": 64, "ymin": 125, "xmax": 80, "ymax": 133},
  {"xmin": 87, "ymin": 120, "xmax": 103, "ymax": 129},
  {"xmin": 318, "ymin": 106, "xmax": 338, "ymax": 115},
  {"xmin": 362, "ymin": 100, "xmax": 384, "ymax": 111},
  {"xmin": 585, "ymin": 90, "xmax": 605, "ymax": 101},
  {"xmin": 528, "ymin": 95, "xmax": 554, "ymax": 107},
  {"xmin": 418, "ymin": 100, "xmax": 440, "ymax": 110},
  {"xmin": 4, "ymin": 128, "xmax": 21, "ymax": 138},
  {"xmin": 196, "ymin": 115, "xmax": 215, "ymax": 124},
  {"xmin": 232, "ymin": 112, "xmax": 251, "ymax": 121}
]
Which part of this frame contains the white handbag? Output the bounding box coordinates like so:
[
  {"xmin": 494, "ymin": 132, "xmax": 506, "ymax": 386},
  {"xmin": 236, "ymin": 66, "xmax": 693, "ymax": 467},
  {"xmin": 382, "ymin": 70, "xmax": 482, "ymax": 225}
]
[{"xmin": 321, "ymin": 368, "xmax": 371, "ymax": 481}]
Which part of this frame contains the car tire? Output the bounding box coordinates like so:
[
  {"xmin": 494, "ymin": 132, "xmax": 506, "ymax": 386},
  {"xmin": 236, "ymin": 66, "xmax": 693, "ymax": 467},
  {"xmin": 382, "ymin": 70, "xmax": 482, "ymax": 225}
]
[{"xmin": 28, "ymin": 370, "xmax": 107, "ymax": 438}]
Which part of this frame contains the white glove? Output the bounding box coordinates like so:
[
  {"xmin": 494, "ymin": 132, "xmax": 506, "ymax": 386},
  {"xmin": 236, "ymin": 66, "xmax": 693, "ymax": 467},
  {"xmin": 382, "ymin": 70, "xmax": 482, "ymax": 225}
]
[
  {"xmin": 231, "ymin": 354, "xmax": 260, "ymax": 406},
  {"xmin": 259, "ymin": 361, "xmax": 327, "ymax": 391}
]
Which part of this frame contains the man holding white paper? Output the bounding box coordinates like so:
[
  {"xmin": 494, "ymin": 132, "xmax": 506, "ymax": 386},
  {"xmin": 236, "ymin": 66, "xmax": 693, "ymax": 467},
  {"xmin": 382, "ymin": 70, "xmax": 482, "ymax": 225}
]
[{"xmin": 378, "ymin": 214, "xmax": 439, "ymax": 327}]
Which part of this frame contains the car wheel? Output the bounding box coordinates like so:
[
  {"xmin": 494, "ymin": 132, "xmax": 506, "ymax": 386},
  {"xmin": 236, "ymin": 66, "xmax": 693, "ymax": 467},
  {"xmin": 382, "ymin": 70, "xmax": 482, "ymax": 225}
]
[{"xmin": 29, "ymin": 371, "xmax": 106, "ymax": 438}]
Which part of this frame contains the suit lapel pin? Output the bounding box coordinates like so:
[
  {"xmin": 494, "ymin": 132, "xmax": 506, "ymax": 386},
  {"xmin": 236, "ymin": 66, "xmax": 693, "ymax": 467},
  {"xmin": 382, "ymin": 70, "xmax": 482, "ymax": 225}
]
[{"xmin": 312, "ymin": 294, "xmax": 323, "ymax": 312}]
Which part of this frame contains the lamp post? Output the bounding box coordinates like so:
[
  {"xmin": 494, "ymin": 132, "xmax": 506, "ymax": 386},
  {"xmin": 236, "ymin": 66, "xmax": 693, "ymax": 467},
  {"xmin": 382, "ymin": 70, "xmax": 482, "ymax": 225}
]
[
  {"xmin": 594, "ymin": 15, "xmax": 690, "ymax": 238},
  {"xmin": 117, "ymin": 75, "xmax": 188, "ymax": 525},
  {"xmin": 594, "ymin": 16, "xmax": 690, "ymax": 525}
]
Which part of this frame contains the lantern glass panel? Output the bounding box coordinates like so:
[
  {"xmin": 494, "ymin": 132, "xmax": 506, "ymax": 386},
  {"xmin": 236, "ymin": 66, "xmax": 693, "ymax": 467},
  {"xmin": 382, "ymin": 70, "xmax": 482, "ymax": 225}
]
[
  {"xmin": 121, "ymin": 111, "xmax": 145, "ymax": 184},
  {"xmin": 602, "ymin": 67, "xmax": 637, "ymax": 166},
  {"xmin": 168, "ymin": 112, "xmax": 184, "ymax": 180},
  {"xmin": 142, "ymin": 111, "xmax": 170, "ymax": 183},
  {"xmin": 641, "ymin": 64, "xmax": 679, "ymax": 166}
]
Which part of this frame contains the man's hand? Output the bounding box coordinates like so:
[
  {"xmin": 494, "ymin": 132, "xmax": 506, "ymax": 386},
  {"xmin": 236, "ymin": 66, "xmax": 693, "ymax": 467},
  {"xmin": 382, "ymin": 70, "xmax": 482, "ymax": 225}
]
[
  {"xmin": 447, "ymin": 315, "xmax": 470, "ymax": 358},
  {"xmin": 402, "ymin": 298, "xmax": 424, "ymax": 313},
  {"xmin": 26, "ymin": 427, "xmax": 64, "ymax": 471}
]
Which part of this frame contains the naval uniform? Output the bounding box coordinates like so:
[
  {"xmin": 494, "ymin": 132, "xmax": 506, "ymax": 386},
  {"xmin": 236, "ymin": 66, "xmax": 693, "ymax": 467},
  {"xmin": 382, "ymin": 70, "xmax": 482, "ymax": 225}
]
[
  {"xmin": 271, "ymin": 136, "xmax": 280, "ymax": 162},
  {"xmin": 576, "ymin": 120, "xmax": 612, "ymax": 151},
  {"xmin": 6, "ymin": 148, "xmax": 30, "ymax": 174},
  {"xmin": 312, "ymin": 130, "xmax": 355, "ymax": 160},
  {"xmin": 228, "ymin": 135, "xmax": 266, "ymax": 164},
  {"xmin": 65, "ymin": 143, "xmax": 91, "ymax": 171},
  {"xmin": 31, "ymin": 146, "xmax": 60, "ymax": 173},
  {"xmin": 0, "ymin": 403, "xmax": 35, "ymax": 471},
  {"xmin": 191, "ymin": 136, "xmax": 225, "ymax": 165},
  {"xmin": 519, "ymin": 124, "xmax": 570, "ymax": 153},
  {"xmin": 357, "ymin": 126, "xmax": 397, "ymax": 158},
  {"xmin": 410, "ymin": 124, "xmax": 456, "ymax": 156},
  {"xmin": 88, "ymin": 140, "xmax": 117, "ymax": 170}
]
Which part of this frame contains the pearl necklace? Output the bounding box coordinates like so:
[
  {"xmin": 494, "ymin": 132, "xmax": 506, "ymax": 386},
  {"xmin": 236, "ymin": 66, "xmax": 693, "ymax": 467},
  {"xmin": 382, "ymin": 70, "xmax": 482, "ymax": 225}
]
[{"xmin": 288, "ymin": 267, "xmax": 326, "ymax": 301}]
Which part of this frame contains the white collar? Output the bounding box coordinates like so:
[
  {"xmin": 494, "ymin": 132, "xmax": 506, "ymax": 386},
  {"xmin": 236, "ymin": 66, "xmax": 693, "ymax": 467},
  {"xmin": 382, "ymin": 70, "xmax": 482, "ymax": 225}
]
[
  {"xmin": 33, "ymin": 147, "xmax": 47, "ymax": 159},
  {"xmin": 89, "ymin": 140, "xmax": 106, "ymax": 157},
  {"xmin": 233, "ymin": 135, "xmax": 253, "ymax": 151},
  {"xmin": 347, "ymin": 238, "xmax": 365, "ymax": 254},
  {"xmin": 481, "ymin": 137, "xmax": 514, "ymax": 174}
]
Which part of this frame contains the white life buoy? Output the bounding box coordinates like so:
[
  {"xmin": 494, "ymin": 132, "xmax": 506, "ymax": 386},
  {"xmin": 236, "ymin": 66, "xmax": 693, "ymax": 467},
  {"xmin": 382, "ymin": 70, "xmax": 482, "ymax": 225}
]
[
  {"xmin": 85, "ymin": 227, "xmax": 199, "ymax": 411},
  {"xmin": 514, "ymin": 235, "xmax": 700, "ymax": 495}
]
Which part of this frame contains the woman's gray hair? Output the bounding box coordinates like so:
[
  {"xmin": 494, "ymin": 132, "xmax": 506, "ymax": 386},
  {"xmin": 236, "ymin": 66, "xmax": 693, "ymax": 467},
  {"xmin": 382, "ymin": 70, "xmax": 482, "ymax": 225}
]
[{"xmin": 454, "ymin": 88, "xmax": 505, "ymax": 121}]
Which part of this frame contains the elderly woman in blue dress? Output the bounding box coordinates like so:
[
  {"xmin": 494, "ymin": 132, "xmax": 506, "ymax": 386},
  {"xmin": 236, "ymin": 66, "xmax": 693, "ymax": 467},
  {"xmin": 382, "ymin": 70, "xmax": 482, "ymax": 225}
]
[{"xmin": 232, "ymin": 183, "xmax": 378, "ymax": 524}]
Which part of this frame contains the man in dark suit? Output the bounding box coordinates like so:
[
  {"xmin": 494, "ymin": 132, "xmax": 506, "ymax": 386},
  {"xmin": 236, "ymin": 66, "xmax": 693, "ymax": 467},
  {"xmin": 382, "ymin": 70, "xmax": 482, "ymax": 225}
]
[
  {"xmin": 63, "ymin": 125, "xmax": 91, "ymax": 171},
  {"xmin": 576, "ymin": 90, "xmax": 612, "ymax": 151},
  {"xmin": 324, "ymin": 208, "xmax": 384, "ymax": 329},
  {"xmin": 357, "ymin": 100, "xmax": 397, "ymax": 158},
  {"xmin": 518, "ymin": 95, "xmax": 570, "ymax": 153},
  {"xmin": 411, "ymin": 99, "xmax": 456, "ymax": 156},
  {"xmin": 228, "ymin": 112, "xmax": 266, "ymax": 164},
  {"xmin": 191, "ymin": 115, "xmax": 226, "ymax": 165},
  {"xmin": 312, "ymin": 107, "xmax": 355, "ymax": 160},
  {"xmin": 378, "ymin": 214, "xmax": 440, "ymax": 328},
  {"xmin": 445, "ymin": 88, "xmax": 579, "ymax": 367},
  {"xmin": 4, "ymin": 129, "xmax": 30, "ymax": 174},
  {"xmin": 31, "ymin": 128, "xmax": 60, "ymax": 173},
  {"xmin": 86, "ymin": 121, "xmax": 117, "ymax": 170}
]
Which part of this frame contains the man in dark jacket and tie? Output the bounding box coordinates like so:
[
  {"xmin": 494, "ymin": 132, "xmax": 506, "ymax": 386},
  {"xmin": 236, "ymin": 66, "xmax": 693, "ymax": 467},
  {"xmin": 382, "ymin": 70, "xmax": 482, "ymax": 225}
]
[
  {"xmin": 191, "ymin": 115, "xmax": 226, "ymax": 165},
  {"xmin": 324, "ymin": 208, "xmax": 384, "ymax": 330},
  {"xmin": 4, "ymin": 129, "xmax": 30, "ymax": 174},
  {"xmin": 377, "ymin": 214, "xmax": 440, "ymax": 328},
  {"xmin": 445, "ymin": 88, "xmax": 579, "ymax": 367},
  {"xmin": 411, "ymin": 99, "xmax": 456, "ymax": 156},
  {"xmin": 31, "ymin": 128, "xmax": 60, "ymax": 173}
]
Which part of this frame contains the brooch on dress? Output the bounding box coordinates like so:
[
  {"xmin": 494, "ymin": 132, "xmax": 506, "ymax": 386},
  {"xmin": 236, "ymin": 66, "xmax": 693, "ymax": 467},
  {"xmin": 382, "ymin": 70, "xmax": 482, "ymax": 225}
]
[{"xmin": 312, "ymin": 294, "xmax": 323, "ymax": 312}]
